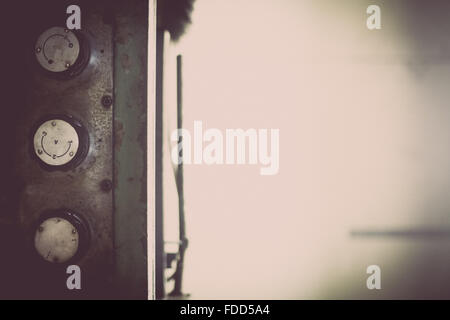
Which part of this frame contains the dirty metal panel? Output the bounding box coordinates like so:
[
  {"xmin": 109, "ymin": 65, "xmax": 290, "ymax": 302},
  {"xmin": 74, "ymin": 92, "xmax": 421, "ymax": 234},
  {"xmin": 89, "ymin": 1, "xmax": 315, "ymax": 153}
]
[
  {"xmin": 113, "ymin": 0, "xmax": 148, "ymax": 299},
  {"xmin": 13, "ymin": 4, "xmax": 114, "ymax": 298}
]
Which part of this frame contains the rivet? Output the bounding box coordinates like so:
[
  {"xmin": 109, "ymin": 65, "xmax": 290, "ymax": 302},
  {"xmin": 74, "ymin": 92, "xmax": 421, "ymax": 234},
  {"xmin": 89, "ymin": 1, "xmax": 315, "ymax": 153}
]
[
  {"xmin": 100, "ymin": 179, "xmax": 113, "ymax": 192},
  {"xmin": 101, "ymin": 95, "xmax": 113, "ymax": 108}
]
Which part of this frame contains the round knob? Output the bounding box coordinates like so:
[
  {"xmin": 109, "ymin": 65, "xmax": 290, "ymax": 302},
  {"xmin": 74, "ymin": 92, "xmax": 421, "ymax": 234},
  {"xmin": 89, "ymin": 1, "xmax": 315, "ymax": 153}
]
[
  {"xmin": 34, "ymin": 210, "xmax": 89, "ymax": 264},
  {"xmin": 32, "ymin": 115, "xmax": 89, "ymax": 170},
  {"xmin": 34, "ymin": 27, "xmax": 89, "ymax": 78}
]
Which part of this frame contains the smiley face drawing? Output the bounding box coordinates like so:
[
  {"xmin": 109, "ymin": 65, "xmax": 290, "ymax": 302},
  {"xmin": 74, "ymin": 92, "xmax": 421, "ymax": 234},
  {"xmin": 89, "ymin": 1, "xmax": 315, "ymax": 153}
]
[{"xmin": 33, "ymin": 119, "xmax": 80, "ymax": 166}]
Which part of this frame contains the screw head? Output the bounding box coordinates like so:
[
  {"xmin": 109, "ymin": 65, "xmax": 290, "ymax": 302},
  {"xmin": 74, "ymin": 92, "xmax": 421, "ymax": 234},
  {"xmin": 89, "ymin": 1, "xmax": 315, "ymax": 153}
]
[
  {"xmin": 35, "ymin": 47, "xmax": 41, "ymax": 53},
  {"xmin": 101, "ymin": 95, "xmax": 113, "ymax": 108},
  {"xmin": 100, "ymin": 179, "xmax": 113, "ymax": 192}
]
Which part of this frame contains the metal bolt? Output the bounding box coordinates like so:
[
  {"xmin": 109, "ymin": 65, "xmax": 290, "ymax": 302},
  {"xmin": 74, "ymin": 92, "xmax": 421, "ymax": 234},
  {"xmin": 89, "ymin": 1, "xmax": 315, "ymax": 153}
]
[
  {"xmin": 36, "ymin": 47, "xmax": 41, "ymax": 53},
  {"xmin": 101, "ymin": 95, "xmax": 113, "ymax": 108},
  {"xmin": 37, "ymin": 149, "xmax": 43, "ymax": 155},
  {"xmin": 65, "ymin": 63, "xmax": 70, "ymax": 68},
  {"xmin": 100, "ymin": 179, "xmax": 113, "ymax": 192},
  {"xmin": 68, "ymin": 43, "xmax": 73, "ymax": 48},
  {"xmin": 51, "ymin": 121, "xmax": 56, "ymax": 127},
  {"xmin": 72, "ymin": 229, "xmax": 77, "ymax": 234},
  {"xmin": 69, "ymin": 151, "xmax": 74, "ymax": 157}
]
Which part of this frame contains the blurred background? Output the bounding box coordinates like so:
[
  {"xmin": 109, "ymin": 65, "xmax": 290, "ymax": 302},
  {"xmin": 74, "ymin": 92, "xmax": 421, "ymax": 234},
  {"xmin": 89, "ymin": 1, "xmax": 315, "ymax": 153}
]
[{"xmin": 159, "ymin": 0, "xmax": 450, "ymax": 299}]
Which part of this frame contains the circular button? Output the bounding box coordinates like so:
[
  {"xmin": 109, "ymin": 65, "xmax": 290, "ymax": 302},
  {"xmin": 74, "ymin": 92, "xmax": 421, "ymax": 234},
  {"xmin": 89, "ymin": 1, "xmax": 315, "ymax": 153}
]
[
  {"xmin": 31, "ymin": 115, "xmax": 89, "ymax": 170},
  {"xmin": 33, "ymin": 210, "xmax": 90, "ymax": 264},
  {"xmin": 35, "ymin": 27, "xmax": 80, "ymax": 73},
  {"xmin": 34, "ymin": 217, "xmax": 79, "ymax": 263},
  {"xmin": 33, "ymin": 119, "xmax": 80, "ymax": 166}
]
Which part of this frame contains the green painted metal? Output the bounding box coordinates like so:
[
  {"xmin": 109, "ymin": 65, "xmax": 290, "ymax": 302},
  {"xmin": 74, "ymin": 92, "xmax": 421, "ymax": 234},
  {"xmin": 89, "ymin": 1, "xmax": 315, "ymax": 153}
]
[{"xmin": 113, "ymin": 0, "xmax": 148, "ymax": 299}]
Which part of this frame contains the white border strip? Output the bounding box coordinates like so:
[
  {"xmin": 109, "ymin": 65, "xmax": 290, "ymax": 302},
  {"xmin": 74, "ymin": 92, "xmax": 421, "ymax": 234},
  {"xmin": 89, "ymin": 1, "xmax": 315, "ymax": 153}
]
[{"xmin": 147, "ymin": 0, "xmax": 157, "ymax": 300}]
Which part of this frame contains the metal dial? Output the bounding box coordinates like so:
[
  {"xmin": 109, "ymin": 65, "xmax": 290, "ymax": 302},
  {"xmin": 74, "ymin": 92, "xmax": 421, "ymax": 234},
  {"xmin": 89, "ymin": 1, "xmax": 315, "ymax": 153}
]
[
  {"xmin": 34, "ymin": 217, "xmax": 79, "ymax": 264},
  {"xmin": 35, "ymin": 27, "xmax": 80, "ymax": 73},
  {"xmin": 33, "ymin": 119, "xmax": 80, "ymax": 166}
]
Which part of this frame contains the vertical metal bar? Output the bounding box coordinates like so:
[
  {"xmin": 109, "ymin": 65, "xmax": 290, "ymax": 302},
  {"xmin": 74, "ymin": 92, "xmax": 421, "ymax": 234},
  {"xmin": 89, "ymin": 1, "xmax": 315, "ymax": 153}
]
[
  {"xmin": 155, "ymin": 28, "xmax": 165, "ymax": 300},
  {"xmin": 170, "ymin": 54, "xmax": 187, "ymax": 296},
  {"xmin": 148, "ymin": 0, "xmax": 157, "ymax": 301}
]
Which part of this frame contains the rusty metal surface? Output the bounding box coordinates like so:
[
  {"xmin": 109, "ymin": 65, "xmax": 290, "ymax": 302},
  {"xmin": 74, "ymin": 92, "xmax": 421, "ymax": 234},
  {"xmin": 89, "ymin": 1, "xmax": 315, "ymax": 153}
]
[
  {"xmin": 13, "ymin": 6, "xmax": 114, "ymax": 297},
  {"xmin": 0, "ymin": 0, "xmax": 149, "ymax": 299}
]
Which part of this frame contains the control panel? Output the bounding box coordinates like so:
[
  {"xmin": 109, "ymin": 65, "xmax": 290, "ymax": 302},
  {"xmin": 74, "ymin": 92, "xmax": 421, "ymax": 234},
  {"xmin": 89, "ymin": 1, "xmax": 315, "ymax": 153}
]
[
  {"xmin": 12, "ymin": 4, "xmax": 115, "ymax": 297},
  {"xmin": 0, "ymin": 0, "xmax": 149, "ymax": 299}
]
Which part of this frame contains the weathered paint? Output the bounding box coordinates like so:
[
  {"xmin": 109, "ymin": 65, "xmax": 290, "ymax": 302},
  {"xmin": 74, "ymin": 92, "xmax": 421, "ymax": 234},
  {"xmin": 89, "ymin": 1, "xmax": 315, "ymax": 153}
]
[{"xmin": 113, "ymin": 0, "xmax": 148, "ymax": 299}]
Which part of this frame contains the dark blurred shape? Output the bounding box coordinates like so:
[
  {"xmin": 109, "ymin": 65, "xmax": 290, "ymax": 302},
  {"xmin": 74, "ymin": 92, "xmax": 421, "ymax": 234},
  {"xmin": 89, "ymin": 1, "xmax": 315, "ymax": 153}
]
[
  {"xmin": 158, "ymin": 0, "xmax": 196, "ymax": 41},
  {"xmin": 351, "ymin": 228, "xmax": 450, "ymax": 239},
  {"xmin": 168, "ymin": 55, "xmax": 189, "ymax": 298}
]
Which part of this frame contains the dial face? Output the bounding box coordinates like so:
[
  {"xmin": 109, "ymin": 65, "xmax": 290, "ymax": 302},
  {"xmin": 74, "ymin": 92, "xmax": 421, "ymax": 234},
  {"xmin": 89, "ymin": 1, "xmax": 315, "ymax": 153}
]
[
  {"xmin": 35, "ymin": 27, "xmax": 80, "ymax": 73},
  {"xmin": 34, "ymin": 217, "xmax": 79, "ymax": 263},
  {"xmin": 33, "ymin": 119, "xmax": 80, "ymax": 166}
]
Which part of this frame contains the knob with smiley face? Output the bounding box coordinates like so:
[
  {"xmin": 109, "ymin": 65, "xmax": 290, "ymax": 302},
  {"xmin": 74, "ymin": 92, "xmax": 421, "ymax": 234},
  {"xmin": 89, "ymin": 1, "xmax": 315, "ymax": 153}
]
[{"xmin": 32, "ymin": 115, "xmax": 89, "ymax": 171}]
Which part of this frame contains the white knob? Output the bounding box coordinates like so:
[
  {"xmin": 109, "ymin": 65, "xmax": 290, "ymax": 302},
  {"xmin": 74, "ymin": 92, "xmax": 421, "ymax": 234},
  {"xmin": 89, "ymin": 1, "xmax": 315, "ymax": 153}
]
[
  {"xmin": 33, "ymin": 119, "xmax": 80, "ymax": 166},
  {"xmin": 35, "ymin": 27, "xmax": 80, "ymax": 73},
  {"xmin": 34, "ymin": 217, "xmax": 79, "ymax": 263}
]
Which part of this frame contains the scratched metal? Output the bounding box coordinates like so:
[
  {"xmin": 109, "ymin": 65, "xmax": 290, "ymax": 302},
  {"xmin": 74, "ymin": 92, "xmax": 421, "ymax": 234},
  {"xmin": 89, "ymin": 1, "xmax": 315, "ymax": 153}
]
[{"xmin": 14, "ymin": 6, "xmax": 114, "ymax": 298}]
